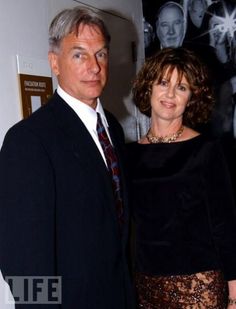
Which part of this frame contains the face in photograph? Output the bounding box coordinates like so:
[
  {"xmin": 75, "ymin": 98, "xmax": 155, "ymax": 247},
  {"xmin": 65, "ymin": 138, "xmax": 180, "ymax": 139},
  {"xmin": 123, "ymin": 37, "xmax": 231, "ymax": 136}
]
[
  {"xmin": 143, "ymin": 17, "xmax": 155, "ymax": 49},
  {"xmin": 188, "ymin": 0, "xmax": 208, "ymax": 28},
  {"xmin": 207, "ymin": 0, "xmax": 236, "ymax": 64},
  {"xmin": 208, "ymin": 14, "xmax": 230, "ymax": 63},
  {"xmin": 156, "ymin": 3, "xmax": 185, "ymax": 48},
  {"xmin": 209, "ymin": 14, "xmax": 226, "ymax": 46}
]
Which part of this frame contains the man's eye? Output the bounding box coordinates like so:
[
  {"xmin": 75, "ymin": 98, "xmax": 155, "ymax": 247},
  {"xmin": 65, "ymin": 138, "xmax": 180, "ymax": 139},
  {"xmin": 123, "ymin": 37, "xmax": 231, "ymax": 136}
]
[
  {"xmin": 160, "ymin": 22, "xmax": 168, "ymax": 27},
  {"xmin": 96, "ymin": 51, "xmax": 108, "ymax": 60},
  {"xmin": 73, "ymin": 53, "xmax": 82, "ymax": 59},
  {"xmin": 174, "ymin": 20, "xmax": 182, "ymax": 25},
  {"xmin": 73, "ymin": 52, "xmax": 88, "ymax": 60}
]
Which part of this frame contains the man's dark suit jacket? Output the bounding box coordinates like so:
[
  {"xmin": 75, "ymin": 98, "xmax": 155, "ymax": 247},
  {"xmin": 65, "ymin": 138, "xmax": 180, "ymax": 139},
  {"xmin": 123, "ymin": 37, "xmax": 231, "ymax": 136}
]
[{"xmin": 0, "ymin": 92, "xmax": 134, "ymax": 309}]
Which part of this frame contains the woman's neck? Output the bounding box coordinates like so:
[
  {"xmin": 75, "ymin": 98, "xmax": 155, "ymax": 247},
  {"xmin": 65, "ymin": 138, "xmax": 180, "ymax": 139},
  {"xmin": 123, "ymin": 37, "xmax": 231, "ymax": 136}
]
[{"xmin": 150, "ymin": 119, "xmax": 183, "ymax": 137}]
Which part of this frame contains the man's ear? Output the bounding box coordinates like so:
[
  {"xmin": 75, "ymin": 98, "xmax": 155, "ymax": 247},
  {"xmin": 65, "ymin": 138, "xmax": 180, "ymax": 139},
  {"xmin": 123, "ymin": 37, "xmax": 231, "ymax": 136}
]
[{"xmin": 48, "ymin": 52, "xmax": 59, "ymax": 76}]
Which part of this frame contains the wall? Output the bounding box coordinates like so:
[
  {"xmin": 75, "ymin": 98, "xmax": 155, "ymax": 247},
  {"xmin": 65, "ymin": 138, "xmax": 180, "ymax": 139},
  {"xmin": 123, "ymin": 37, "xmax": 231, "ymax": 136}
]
[{"xmin": 0, "ymin": 0, "xmax": 148, "ymax": 147}]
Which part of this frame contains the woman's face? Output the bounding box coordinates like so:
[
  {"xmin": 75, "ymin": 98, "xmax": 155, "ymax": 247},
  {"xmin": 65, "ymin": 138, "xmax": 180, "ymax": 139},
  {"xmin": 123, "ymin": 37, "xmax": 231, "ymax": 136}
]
[
  {"xmin": 189, "ymin": 0, "xmax": 207, "ymax": 28},
  {"xmin": 209, "ymin": 15, "xmax": 226, "ymax": 45},
  {"xmin": 150, "ymin": 68, "xmax": 192, "ymax": 123},
  {"xmin": 156, "ymin": 5, "xmax": 185, "ymax": 48}
]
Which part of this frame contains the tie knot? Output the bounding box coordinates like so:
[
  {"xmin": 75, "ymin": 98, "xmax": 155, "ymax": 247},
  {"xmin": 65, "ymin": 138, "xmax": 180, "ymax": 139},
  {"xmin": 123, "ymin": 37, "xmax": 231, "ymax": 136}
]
[
  {"xmin": 96, "ymin": 112, "xmax": 105, "ymax": 135},
  {"xmin": 97, "ymin": 112, "xmax": 102, "ymax": 123}
]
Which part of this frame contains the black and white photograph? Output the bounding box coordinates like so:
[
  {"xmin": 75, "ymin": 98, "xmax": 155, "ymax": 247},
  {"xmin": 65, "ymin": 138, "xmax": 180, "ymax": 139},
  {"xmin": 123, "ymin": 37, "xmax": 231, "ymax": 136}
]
[{"xmin": 142, "ymin": 0, "xmax": 236, "ymax": 141}]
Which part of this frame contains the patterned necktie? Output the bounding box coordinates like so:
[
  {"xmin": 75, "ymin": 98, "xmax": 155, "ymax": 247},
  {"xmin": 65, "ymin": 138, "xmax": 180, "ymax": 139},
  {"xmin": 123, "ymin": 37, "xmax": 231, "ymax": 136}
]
[{"xmin": 96, "ymin": 112, "xmax": 124, "ymax": 229}]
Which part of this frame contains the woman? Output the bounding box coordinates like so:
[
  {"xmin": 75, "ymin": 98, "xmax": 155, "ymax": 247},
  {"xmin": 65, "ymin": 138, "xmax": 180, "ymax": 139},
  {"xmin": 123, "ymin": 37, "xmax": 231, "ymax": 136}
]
[
  {"xmin": 184, "ymin": 0, "xmax": 208, "ymax": 43},
  {"xmin": 126, "ymin": 47, "xmax": 236, "ymax": 308}
]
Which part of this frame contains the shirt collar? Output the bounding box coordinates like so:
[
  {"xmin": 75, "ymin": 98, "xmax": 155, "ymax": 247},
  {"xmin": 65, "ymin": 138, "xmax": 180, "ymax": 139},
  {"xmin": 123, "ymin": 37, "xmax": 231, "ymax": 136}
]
[{"xmin": 57, "ymin": 85, "xmax": 109, "ymax": 131}]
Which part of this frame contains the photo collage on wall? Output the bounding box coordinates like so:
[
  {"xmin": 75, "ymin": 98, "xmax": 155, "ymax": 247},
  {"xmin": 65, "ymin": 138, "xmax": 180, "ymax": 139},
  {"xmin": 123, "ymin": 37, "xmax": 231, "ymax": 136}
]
[{"xmin": 142, "ymin": 0, "xmax": 236, "ymax": 140}]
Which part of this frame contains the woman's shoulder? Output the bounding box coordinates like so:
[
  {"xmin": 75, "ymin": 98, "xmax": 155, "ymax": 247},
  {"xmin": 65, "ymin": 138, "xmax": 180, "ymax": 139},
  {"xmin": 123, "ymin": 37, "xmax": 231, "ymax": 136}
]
[{"xmin": 180, "ymin": 127, "xmax": 222, "ymax": 148}]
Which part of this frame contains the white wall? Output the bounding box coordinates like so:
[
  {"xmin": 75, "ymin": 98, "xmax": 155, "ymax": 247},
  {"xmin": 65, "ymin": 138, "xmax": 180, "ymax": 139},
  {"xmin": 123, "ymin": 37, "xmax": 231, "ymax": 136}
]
[
  {"xmin": 0, "ymin": 0, "xmax": 148, "ymax": 146},
  {"xmin": 0, "ymin": 0, "xmax": 71, "ymax": 145}
]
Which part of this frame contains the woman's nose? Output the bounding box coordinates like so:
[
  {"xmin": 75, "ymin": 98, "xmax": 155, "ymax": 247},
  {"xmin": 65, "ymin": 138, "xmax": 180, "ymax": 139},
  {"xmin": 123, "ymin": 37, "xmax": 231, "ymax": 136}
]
[{"xmin": 166, "ymin": 86, "xmax": 175, "ymax": 98}]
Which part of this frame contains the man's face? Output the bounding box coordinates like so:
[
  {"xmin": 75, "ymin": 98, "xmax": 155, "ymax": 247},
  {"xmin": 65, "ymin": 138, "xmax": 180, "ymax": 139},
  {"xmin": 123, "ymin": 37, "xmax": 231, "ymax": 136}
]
[
  {"xmin": 156, "ymin": 6, "xmax": 184, "ymax": 48},
  {"xmin": 189, "ymin": 0, "xmax": 207, "ymax": 28},
  {"xmin": 48, "ymin": 24, "xmax": 109, "ymax": 109}
]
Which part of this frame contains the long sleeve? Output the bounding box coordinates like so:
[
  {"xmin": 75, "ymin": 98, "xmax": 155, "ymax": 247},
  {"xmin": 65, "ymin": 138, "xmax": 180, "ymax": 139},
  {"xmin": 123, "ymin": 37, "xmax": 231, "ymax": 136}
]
[
  {"xmin": 0, "ymin": 124, "xmax": 59, "ymax": 308},
  {"xmin": 205, "ymin": 140, "xmax": 236, "ymax": 280}
]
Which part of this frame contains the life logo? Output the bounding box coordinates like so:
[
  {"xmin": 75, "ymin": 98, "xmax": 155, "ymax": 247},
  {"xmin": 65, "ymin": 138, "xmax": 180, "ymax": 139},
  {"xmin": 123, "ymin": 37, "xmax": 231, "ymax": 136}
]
[{"xmin": 4, "ymin": 276, "xmax": 61, "ymax": 304}]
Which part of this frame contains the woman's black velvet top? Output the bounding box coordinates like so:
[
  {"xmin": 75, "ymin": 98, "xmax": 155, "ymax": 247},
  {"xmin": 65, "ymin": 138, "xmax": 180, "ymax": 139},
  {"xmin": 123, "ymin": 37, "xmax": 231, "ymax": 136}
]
[{"xmin": 126, "ymin": 135, "xmax": 236, "ymax": 280}]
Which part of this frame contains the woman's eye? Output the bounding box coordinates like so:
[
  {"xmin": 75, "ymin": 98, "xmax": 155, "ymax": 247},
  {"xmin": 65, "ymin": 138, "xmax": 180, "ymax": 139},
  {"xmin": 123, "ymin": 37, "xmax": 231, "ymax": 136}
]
[
  {"xmin": 160, "ymin": 80, "xmax": 168, "ymax": 86},
  {"xmin": 178, "ymin": 85, "xmax": 187, "ymax": 91}
]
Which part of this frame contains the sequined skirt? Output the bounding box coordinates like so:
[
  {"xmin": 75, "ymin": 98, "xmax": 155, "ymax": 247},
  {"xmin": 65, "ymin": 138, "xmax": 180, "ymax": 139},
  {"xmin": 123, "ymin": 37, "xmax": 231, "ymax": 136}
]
[{"xmin": 135, "ymin": 270, "xmax": 227, "ymax": 308}]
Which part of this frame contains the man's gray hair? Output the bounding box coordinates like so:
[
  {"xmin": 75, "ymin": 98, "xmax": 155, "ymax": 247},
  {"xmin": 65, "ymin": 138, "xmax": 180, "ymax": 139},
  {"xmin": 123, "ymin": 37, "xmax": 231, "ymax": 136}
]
[{"xmin": 49, "ymin": 6, "xmax": 111, "ymax": 52}]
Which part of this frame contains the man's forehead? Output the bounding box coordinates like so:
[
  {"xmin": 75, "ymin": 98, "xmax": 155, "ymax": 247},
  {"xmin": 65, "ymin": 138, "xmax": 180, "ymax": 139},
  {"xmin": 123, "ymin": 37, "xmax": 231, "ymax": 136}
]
[
  {"xmin": 61, "ymin": 28, "xmax": 106, "ymax": 47},
  {"xmin": 159, "ymin": 6, "xmax": 183, "ymax": 20}
]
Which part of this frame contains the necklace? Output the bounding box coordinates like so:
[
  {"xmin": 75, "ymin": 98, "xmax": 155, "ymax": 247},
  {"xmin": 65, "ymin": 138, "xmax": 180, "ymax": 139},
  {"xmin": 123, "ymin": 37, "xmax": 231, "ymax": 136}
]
[{"xmin": 146, "ymin": 125, "xmax": 184, "ymax": 143}]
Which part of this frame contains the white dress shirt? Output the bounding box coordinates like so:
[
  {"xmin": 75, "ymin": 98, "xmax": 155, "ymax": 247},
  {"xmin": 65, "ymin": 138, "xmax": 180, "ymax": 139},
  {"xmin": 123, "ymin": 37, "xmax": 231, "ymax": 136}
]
[{"xmin": 57, "ymin": 85, "xmax": 112, "ymax": 165}]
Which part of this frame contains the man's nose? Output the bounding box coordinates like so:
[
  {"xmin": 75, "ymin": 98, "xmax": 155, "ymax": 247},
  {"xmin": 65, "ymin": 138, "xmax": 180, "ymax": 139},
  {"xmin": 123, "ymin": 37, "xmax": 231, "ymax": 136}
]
[
  {"xmin": 168, "ymin": 25, "xmax": 175, "ymax": 35},
  {"xmin": 89, "ymin": 56, "xmax": 101, "ymax": 74}
]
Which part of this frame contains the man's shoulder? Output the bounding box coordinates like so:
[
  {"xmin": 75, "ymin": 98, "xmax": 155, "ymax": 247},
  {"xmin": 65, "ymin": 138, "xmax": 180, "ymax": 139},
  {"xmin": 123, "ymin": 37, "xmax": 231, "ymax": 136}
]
[
  {"xmin": 12, "ymin": 91, "xmax": 70, "ymax": 129},
  {"xmin": 3, "ymin": 93, "xmax": 61, "ymax": 143}
]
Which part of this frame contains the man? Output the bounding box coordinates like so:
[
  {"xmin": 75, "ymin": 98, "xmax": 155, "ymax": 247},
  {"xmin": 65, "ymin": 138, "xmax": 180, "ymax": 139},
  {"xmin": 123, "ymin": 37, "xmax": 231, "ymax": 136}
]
[
  {"xmin": 0, "ymin": 7, "xmax": 134, "ymax": 309},
  {"xmin": 155, "ymin": 1, "xmax": 186, "ymax": 48}
]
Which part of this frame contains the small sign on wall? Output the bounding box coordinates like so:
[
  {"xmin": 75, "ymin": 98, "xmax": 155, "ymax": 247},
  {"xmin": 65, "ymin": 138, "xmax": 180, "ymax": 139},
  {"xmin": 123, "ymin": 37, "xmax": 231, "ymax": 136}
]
[{"xmin": 16, "ymin": 55, "xmax": 53, "ymax": 119}]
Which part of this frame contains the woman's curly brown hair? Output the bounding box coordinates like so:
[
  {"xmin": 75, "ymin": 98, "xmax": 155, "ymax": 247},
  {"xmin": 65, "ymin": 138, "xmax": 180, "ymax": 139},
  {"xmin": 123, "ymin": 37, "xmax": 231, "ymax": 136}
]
[{"xmin": 132, "ymin": 47, "xmax": 214, "ymax": 128}]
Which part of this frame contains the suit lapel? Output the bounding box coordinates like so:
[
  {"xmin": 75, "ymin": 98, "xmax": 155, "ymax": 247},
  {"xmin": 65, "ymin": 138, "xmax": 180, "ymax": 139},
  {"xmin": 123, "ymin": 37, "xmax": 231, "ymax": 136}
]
[
  {"xmin": 48, "ymin": 93, "xmax": 122, "ymax": 236},
  {"xmin": 49, "ymin": 93, "xmax": 105, "ymax": 166}
]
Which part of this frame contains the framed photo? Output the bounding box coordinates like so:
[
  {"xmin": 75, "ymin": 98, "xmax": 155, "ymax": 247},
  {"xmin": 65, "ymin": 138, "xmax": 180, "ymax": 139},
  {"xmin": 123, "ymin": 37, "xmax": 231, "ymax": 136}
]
[
  {"xmin": 18, "ymin": 74, "xmax": 53, "ymax": 118},
  {"xmin": 16, "ymin": 55, "xmax": 53, "ymax": 119}
]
